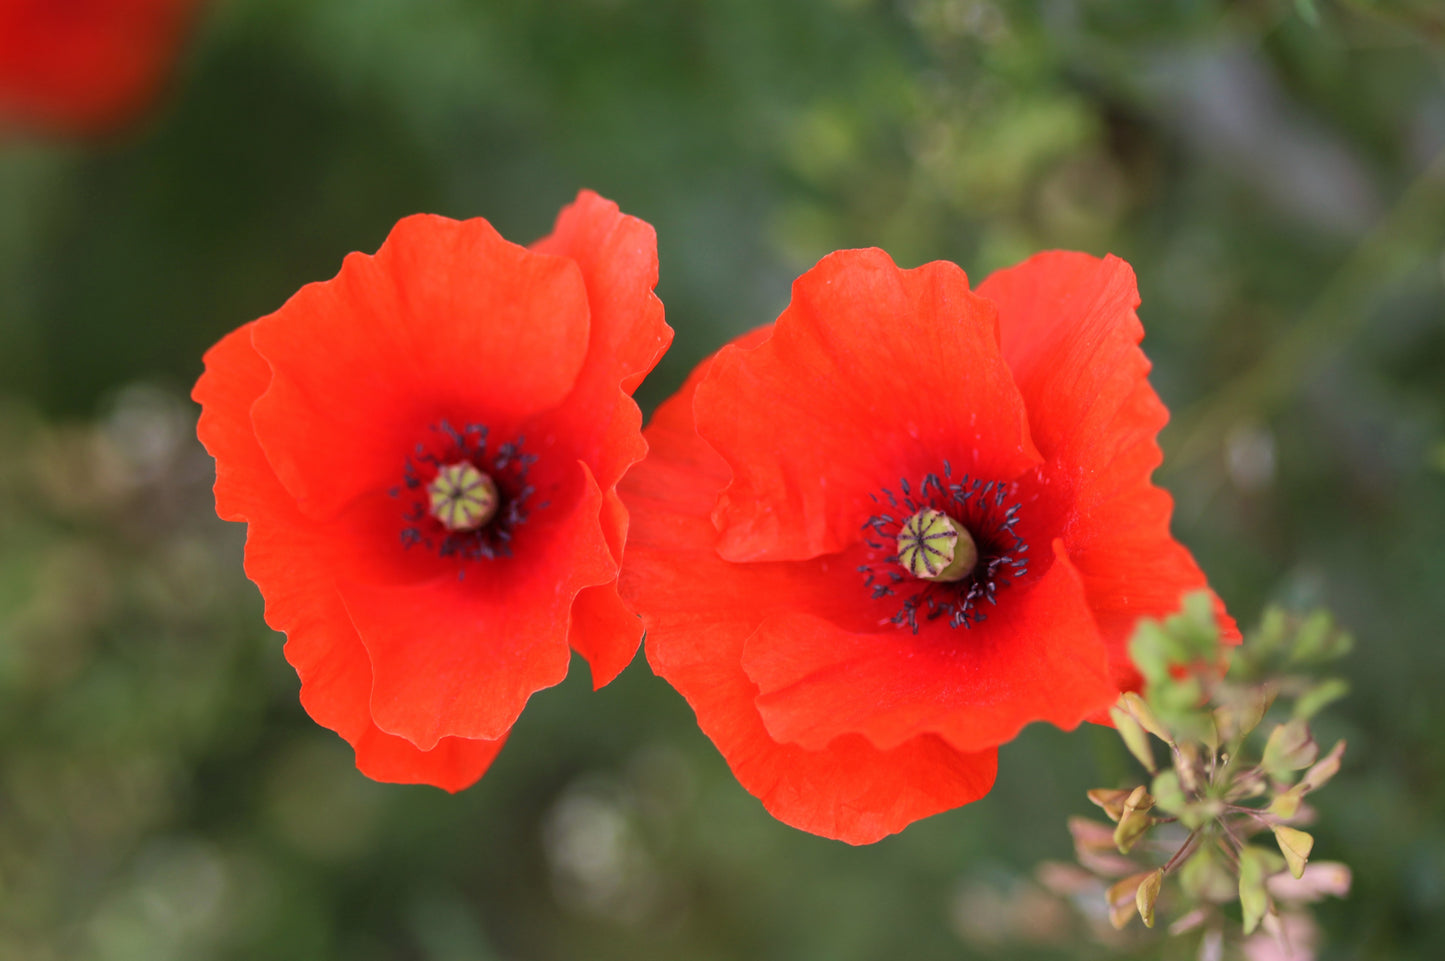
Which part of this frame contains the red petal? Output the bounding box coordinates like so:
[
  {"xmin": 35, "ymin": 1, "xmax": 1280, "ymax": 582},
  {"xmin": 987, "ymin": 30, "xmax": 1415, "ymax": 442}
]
[
  {"xmin": 194, "ymin": 326, "xmax": 359, "ymax": 641},
  {"xmin": 1075, "ymin": 485, "xmax": 1240, "ymax": 691},
  {"xmin": 352, "ymin": 728, "xmax": 505, "ymax": 793},
  {"xmin": 345, "ymin": 462, "xmax": 618, "ymax": 748},
  {"xmin": 744, "ymin": 541, "xmax": 1117, "ymax": 754},
  {"xmin": 697, "ymin": 248, "xmax": 1040, "ymax": 563},
  {"xmin": 532, "ymin": 190, "xmax": 672, "ymax": 400},
  {"xmin": 981, "ymin": 252, "xmax": 1154, "ymax": 471},
  {"xmin": 525, "ymin": 193, "xmax": 669, "ymax": 687},
  {"xmin": 621, "ymin": 339, "xmax": 997, "ymax": 843},
  {"xmin": 194, "ymin": 322, "xmax": 273, "ymax": 523},
  {"xmin": 979, "ymin": 252, "xmax": 1239, "ymax": 682},
  {"xmin": 193, "ymin": 323, "xmax": 499, "ymax": 790},
  {"xmin": 530, "ymin": 393, "xmax": 646, "ymax": 686},
  {"xmin": 531, "ymin": 191, "xmax": 672, "ymax": 492},
  {"xmin": 567, "ymin": 488, "xmax": 643, "ymax": 688},
  {"xmin": 284, "ymin": 589, "xmax": 504, "ymax": 792},
  {"xmin": 569, "ymin": 582, "xmax": 643, "ymax": 689},
  {"xmin": 250, "ymin": 214, "xmax": 592, "ymax": 520}
]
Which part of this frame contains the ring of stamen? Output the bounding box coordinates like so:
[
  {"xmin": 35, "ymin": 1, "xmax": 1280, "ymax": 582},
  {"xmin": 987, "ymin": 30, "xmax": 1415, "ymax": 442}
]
[
  {"xmin": 857, "ymin": 463, "xmax": 1030, "ymax": 632},
  {"xmin": 392, "ymin": 420, "xmax": 542, "ymax": 567}
]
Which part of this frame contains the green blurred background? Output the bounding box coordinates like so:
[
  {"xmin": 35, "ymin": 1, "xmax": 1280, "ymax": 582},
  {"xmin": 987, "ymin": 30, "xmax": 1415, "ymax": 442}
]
[{"xmin": 1, "ymin": 0, "xmax": 1443, "ymax": 958}]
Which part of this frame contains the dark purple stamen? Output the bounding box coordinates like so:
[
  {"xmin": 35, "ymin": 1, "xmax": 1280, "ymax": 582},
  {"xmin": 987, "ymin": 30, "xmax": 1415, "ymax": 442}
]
[
  {"xmin": 857, "ymin": 464, "xmax": 1029, "ymax": 632},
  {"xmin": 391, "ymin": 420, "xmax": 540, "ymax": 569}
]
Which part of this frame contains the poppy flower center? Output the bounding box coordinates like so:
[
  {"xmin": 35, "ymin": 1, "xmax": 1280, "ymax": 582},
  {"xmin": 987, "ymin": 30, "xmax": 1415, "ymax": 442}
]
[
  {"xmin": 427, "ymin": 462, "xmax": 499, "ymax": 532},
  {"xmin": 859, "ymin": 464, "xmax": 1029, "ymax": 632},
  {"xmin": 896, "ymin": 508, "xmax": 978, "ymax": 582},
  {"xmin": 392, "ymin": 420, "xmax": 538, "ymax": 563}
]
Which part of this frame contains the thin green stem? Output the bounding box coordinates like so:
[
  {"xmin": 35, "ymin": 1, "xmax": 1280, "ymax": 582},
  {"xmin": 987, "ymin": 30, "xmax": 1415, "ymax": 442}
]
[{"xmin": 1162, "ymin": 829, "xmax": 1202, "ymax": 876}]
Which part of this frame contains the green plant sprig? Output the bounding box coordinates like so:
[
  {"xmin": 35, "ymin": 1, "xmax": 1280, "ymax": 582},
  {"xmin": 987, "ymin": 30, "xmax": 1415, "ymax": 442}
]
[{"xmin": 1073, "ymin": 593, "xmax": 1353, "ymax": 955}]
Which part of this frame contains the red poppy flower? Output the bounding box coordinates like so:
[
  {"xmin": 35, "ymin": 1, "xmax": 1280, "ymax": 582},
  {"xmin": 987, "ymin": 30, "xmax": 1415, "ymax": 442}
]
[
  {"xmin": 620, "ymin": 248, "xmax": 1237, "ymax": 843},
  {"xmin": 0, "ymin": 0, "xmax": 200, "ymax": 134},
  {"xmin": 193, "ymin": 191, "xmax": 671, "ymax": 790}
]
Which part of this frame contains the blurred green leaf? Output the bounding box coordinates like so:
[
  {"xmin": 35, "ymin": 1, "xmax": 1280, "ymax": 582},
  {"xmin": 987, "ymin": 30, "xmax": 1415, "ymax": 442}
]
[{"xmin": 1262, "ymin": 719, "xmax": 1319, "ymax": 779}]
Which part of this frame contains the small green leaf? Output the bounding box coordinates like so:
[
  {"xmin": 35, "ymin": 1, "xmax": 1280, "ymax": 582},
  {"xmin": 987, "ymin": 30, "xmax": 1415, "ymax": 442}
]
[
  {"xmin": 1129, "ymin": 620, "xmax": 1173, "ymax": 683},
  {"xmin": 1251, "ymin": 607, "xmax": 1290, "ymax": 660},
  {"xmin": 1128, "ymin": 592, "xmax": 1221, "ymax": 687},
  {"xmin": 1293, "ymin": 610, "xmax": 1331, "ymax": 655},
  {"xmin": 1274, "ymin": 825, "xmax": 1314, "ymax": 879},
  {"xmin": 1113, "ymin": 786, "xmax": 1156, "ymax": 854},
  {"xmin": 1294, "ymin": 678, "xmax": 1348, "ymax": 721},
  {"xmin": 1289, "ymin": 610, "xmax": 1352, "ymax": 663},
  {"xmin": 1121, "ymin": 691, "xmax": 1174, "ymax": 745},
  {"xmin": 1151, "ymin": 770, "xmax": 1187, "ymax": 815},
  {"xmin": 1111, "ymin": 706, "xmax": 1157, "ymax": 773},
  {"xmin": 1268, "ymin": 786, "xmax": 1303, "ymax": 820},
  {"xmin": 1239, "ymin": 847, "xmax": 1274, "ymax": 935},
  {"xmin": 1136, "ymin": 869, "xmax": 1164, "ymax": 928},
  {"xmin": 1237, "ymin": 682, "xmax": 1278, "ymax": 740},
  {"xmin": 1087, "ymin": 787, "xmax": 1135, "ymax": 823},
  {"xmin": 1294, "ymin": 0, "xmax": 1321, "ymax": 27},
  {"xmin": 1175, "ymin": 591, "xmax": 1223, "ymax": 661},
  {"xmin": 1300, "ymin": 740, "xmax": 1346, "ymax": 793},
  {"xmin": 1107, "ymin": 872, "xmax": 1152, "ymax": 930},
  {"xmin": 1113, "ymin": 813, "xmax": 1155, "ymax": 856},
  {"xmin": 1262, "ymin": 719, "xmax": 1318, "ymax": 779},
  {"xmin": 1180, "ymin": 846, "xmax": 1236, "ymax": 903},
  {"xmin": 1154, "ymin": 673, "xmax": 1208, "ymax": 738}
]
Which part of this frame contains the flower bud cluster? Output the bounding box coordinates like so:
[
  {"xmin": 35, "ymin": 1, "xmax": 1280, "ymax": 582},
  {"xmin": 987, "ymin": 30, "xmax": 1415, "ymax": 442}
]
[{"xmin": 1066, "ymin": 594, "xmax": 1352, "ymax": 959}]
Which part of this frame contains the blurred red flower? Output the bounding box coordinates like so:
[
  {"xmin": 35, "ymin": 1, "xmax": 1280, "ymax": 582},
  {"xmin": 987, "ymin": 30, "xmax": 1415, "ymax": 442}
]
[
  {"xmin": 620, "ymin": 248, "xmax": 1237, "ymax": 843},
  {"xmin": 194, "ymin": 191, "xmax": 671, "ymax": 790},
  {"xmin": 0, "ymin": 0, "xmax": 201, "ymax": 134}
]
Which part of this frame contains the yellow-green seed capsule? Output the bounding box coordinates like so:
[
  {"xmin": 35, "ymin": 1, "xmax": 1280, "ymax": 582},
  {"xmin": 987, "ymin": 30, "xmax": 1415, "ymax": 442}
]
[
  {"xmin": 427, "ymin": 462, "xmax": 499, "ymax": 532},
  {"xmin": 897, "ymin": 508, "xmax": 977, "ymax": 582}
]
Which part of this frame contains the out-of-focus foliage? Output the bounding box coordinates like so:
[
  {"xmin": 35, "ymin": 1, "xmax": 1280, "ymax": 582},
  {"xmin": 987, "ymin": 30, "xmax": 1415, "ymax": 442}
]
[
  {"xmin": 1047, "ymin": 596, "xmax": 1354, "ymax": 959},
  {"xmin": 0, "ymin": 1, "xmax": 1442, "ymax": 959}
]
